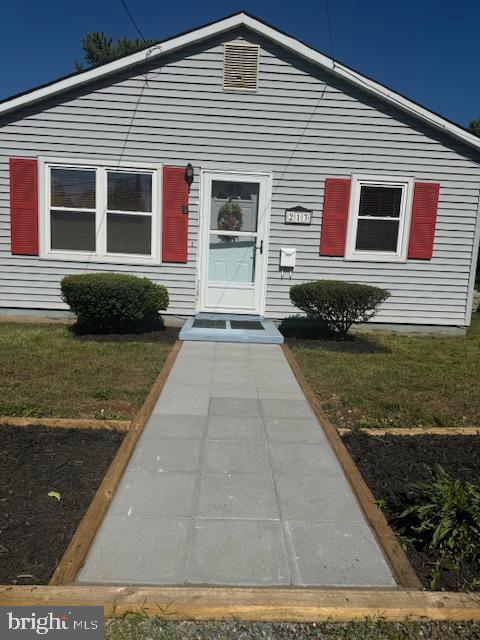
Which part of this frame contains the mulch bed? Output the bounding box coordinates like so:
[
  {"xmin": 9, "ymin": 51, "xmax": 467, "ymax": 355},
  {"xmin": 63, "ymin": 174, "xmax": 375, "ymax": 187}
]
[
  {"xmin": 74, "ymin": 326, "xmax": 179, "ymax": 343},
  {"xmin": 343, "ymin": 432, "xmax": 480, "ymax": 591},
  {"xmin": 0, "ymin": 424, "xmax": 124, "ymax": 584}
]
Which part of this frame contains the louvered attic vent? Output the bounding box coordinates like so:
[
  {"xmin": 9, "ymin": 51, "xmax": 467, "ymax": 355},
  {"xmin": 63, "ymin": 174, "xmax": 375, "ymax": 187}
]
[{"xmin": 223, "ymin": 42, "xmax": 259, "ymax": 91}]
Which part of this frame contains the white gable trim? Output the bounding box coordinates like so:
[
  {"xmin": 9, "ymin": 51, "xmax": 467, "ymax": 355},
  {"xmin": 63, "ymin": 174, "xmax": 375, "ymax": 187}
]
[{"xmin": 1, "ymin": 12, "xmax": 480, "ymax": 153}]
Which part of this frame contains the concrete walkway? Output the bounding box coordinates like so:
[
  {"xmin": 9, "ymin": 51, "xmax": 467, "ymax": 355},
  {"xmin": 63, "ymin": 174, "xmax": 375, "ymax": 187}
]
[{"xmin": 78, "ymin": 342, "xmax": 395, "ymax": 587}]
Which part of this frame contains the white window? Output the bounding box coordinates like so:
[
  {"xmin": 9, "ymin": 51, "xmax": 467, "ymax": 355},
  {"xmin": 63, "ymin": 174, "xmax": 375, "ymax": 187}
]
[
  {"xmin": 345, "ymin": 174, "xmax": 414, "ymax": 262},
  {"xmin": 40, "ymin": 158, "xmax": 161, "ymax": 264}
]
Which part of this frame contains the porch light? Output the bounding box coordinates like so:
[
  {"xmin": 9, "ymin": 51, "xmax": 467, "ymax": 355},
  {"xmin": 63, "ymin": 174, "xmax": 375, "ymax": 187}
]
[{"xmin": 185, "ymin": 163, "xmax": 194, "ymax": 191}]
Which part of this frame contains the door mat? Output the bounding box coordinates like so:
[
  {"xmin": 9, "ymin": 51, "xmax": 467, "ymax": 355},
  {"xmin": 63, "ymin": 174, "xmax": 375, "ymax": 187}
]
[{"xmin": 230, "ymin": 320, "xmax": 265, "ymax": 331}]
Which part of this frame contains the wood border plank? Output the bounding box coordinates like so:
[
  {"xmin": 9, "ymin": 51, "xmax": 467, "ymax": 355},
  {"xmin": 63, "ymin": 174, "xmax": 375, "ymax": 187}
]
[
  {"xmin": 281, "ymin": 344, "xmax": 422, "ymax": 590},
  {"xmin": 0, "ymin": 416, "xmax": 130, "ymax": 432},
  {"xmin": 1, "ymin": 586, "xmax": 479, "ymax": 622},
  {"xmin": 49, "ymin": 341, "xmax": 182, "ymax": 586},
  {"xmin": 338, "ymin": 426, "xmax": 480, "ymax": 436}
]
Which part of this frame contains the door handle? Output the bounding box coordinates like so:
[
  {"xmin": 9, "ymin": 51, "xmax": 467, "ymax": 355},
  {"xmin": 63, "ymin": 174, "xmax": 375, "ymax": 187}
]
[{"xmin": 256, "ymin": 240, "xmax": 263, "ymax": 255}]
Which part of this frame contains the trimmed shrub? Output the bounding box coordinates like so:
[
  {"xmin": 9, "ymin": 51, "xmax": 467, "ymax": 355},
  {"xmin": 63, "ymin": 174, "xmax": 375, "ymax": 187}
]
[
  {"xmin": 289, "ymin": 280, "xmax": 390, "ymax": 340},
  {"xmin": 61, "ymin": 273, "xmax": 169, "ymax": 334}
]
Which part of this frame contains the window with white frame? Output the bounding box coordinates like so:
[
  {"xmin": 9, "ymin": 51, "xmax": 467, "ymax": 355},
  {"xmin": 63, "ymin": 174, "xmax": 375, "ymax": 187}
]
[
  {"xmin": 44, "ymin": 161, "xmax": 160, "ymax": 263},
  {"xmin": 346, "ymin": 175, "xmax": 413, "ymax": 261}
]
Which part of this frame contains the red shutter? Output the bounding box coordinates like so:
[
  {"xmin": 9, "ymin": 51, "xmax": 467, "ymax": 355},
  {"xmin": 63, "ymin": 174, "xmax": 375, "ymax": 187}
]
[
  {"xmin": 9, "ymin": 158, "xmax": 38, "ymax": 255},
  {"xmin": 408, "ymin": 182, "xmax": 440, "ymax": 260},
  {"xmin": 162, "ymin": 166, "xmax": 188, "ymax": 263},
  {"xmin": 319, "ymin": 177, "xmax": 351, "ymax": 256}
]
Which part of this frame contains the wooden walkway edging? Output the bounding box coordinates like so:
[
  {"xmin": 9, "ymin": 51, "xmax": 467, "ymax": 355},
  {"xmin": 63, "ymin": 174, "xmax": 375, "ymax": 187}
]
[
  {"xmin": 338, "ymin": 426, "xmax": 480, "ymax": 436},
  {"xmin": 0, "ymin": 416, "xmax": 130, "ymax": 431},
  {"xmin": 281, "ymin": 345, "xmax": 422, "ymax": 590},
  {"xmin": 49, "ymin": 340, "xmax": 183, "ymax": 586},
  {"xmin": 0, "ymin": 586, "xmax": 479, "ymax": 622},
  {"xmin": 1, "ymin": 341, "xmax": 480, "ymax": 622}
]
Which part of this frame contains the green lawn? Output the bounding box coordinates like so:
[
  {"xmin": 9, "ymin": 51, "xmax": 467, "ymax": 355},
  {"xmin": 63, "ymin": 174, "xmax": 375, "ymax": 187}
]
[
  {"xmin": 0, "ymin": 322, "xmax": 177, "ymax": 420},
  {"xmin": 290, "ymin": 313, "xmax": 480, "ymax": 429},
  {"xmin": 105, "ymin": 619, "xmax": 480, "ymax": 640}
]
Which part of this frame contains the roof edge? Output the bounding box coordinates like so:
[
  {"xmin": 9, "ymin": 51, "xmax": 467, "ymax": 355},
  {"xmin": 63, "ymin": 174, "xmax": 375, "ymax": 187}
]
[{"xmin": 1, "ymin": 11, "xmax": 479, "ymax": 153}]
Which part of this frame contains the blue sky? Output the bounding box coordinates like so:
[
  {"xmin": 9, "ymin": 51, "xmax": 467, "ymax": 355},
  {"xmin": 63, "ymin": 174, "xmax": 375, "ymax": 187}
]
[{"xmin": 1, "ymin": 0, "xmax": 477, "ymax": 127}]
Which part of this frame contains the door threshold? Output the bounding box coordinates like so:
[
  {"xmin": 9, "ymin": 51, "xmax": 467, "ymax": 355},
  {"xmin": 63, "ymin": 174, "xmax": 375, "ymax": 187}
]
[{"xmin": 180, "ymin": 314, "xmax": 283, "ymax": 344}]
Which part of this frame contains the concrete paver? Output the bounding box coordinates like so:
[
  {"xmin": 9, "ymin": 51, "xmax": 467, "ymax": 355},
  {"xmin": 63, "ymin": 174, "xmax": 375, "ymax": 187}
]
[
  {"xmin": 129, "ymin": 437, "xmax": 202, "ymax": 472},
  {"xmin": 275, "ymin": 474, "xmax": 365, "ymax": 523},
  {"xmin": 285, "ymin": 521, "xmax": 394, "ymax": 587},
  {"xmin": 197, "ymin": 473, "xmax": 279, "ymax": 519},
  {"xmin": 187, "ymin": 519, "xmax": 290, "ymax": 586},
  {"xmin": 263, "ymin": 417, "xmax": 328, "ymax": 443},
  {"xmin": 203, "ymin": 440, "xmax": 271, "ymax": 473},
  {"xmin": 206, "ymin": 416, "xmax": 265, "ymax": 441},
  {"xmin": 78, "ymin": 342, "xmax": 396, "ymax": 588},
  {"xmin": 79, "ymin": 515, "xmax": 190, "ymax": 585},
  {"xmin": 109, "ymin": 470, "xmax": 197, "ymax": 517}
]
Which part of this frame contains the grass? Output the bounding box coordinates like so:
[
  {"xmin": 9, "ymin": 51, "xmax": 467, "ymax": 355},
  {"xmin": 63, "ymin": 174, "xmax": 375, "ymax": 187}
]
[
  {"xmin": 289, "ymin": 313, "xmax": 480, "ymax": 429},
  {"xmin": 0, "ymin": 321, "xmax": 177, "ymax": 420},
  {"xmin": 105, "ymin": 618, "xmax": 480, "ymax": 640}
]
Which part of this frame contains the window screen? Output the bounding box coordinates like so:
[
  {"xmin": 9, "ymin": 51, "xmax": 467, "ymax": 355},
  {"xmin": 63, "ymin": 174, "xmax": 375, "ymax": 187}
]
[
  {"xmin": 358, "ymin": 186, "xmax": 402, "ymax": 218},
  {"xmin": 51, "ymin": 168, "xmax": 96, "ymax": 209},
  {"xmin": 355, "ymin": 185, "xmax": 403, "ymax": 252},
  {"xmin": 107, "ymin": 172, "xmax": 152, "ymax": 212},
  {"xmin": 106, "ymin": 171, "xmax": 153, "ymax": 255},
  {"xmin": 50, "ymin": 168, "xmax": 96, "ymax": 251}
]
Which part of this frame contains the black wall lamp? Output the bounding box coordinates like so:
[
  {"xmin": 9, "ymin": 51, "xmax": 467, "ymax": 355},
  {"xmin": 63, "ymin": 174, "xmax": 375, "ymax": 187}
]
[{"xmin": 185, "ymin": 163, "xmax": 194, "ymax": 191}]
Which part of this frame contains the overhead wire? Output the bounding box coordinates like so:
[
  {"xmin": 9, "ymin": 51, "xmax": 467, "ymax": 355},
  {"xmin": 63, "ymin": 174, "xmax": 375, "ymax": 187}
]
[{"xmin": 119, "ymin": 0, "xmax": 148, "ymax": 43}]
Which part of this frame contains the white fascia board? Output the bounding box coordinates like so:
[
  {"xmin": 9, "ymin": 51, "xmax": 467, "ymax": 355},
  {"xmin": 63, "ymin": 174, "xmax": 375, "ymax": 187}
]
[
  {"xmin": 1, "ymin": 11, "xmax": 480, "ymax": 154},
  {"xmin": 0, "ymin": 13, "xmax": 243, "ymax": 117},
  {"xmin": 241, "ymin": 14, "xmax": 480, "ymax": 153}
]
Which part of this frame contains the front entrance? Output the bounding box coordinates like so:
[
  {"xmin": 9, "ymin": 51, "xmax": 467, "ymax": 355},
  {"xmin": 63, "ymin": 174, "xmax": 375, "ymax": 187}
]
[{"xmin": 198, "ymin": 171, "xmax": 271, "ymax": 315}]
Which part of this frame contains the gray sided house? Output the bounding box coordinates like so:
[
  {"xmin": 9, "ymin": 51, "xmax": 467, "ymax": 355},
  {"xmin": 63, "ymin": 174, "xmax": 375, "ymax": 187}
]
[{"xmin": 1, "ymin": 12, "xmax": 480, "ymax": 331}]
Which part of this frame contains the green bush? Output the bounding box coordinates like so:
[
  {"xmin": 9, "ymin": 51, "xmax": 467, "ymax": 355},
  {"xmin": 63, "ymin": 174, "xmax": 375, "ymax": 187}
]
[
  {"xmin": 400, "ymin": 464, "xmax": 480, "ymax": 590},
  {"xmin": 61, "ymin": 273, "xmax": 169, "ymax": 334},
  {"xmin": 289, "ymin": 280, "xmax": 390, "ymax": 340}
]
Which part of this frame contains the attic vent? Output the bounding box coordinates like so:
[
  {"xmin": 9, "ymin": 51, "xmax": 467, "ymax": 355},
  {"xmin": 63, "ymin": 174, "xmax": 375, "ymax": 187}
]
[{"xmin": 223, "ymin": 42, "xmax": 259, "ymax": 91}]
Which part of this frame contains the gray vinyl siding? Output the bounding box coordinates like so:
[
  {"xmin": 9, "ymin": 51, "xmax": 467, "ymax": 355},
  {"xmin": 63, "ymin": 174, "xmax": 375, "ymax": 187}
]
[{"xmin": 1, "ymin": 27, "xmax": 479, "ymax": 325}]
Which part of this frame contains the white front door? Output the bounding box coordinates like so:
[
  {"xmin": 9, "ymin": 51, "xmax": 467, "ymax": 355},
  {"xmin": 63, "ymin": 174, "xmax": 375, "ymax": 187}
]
[{"xmin": 199, "ymin": 171, "xmax": 271, "ymax": 315}]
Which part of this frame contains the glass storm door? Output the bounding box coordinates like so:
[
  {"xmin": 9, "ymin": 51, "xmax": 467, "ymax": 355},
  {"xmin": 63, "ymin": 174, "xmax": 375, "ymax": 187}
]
[{"xmin": 200, "ymin": 173, "xmax": 270, "ymax": 314}]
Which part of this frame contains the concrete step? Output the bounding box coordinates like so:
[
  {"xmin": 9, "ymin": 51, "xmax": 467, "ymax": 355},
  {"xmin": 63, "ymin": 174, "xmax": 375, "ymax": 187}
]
[{"xmin": 180, "ymin": 314, "xmax": 284, "ymax": 344}]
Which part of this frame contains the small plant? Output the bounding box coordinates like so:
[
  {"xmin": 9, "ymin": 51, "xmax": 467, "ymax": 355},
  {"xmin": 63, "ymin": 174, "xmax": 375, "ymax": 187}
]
[
  {"xmin": 399, "ymin": 464, "xmax": 480, "ymax": 590},
  {"xmin": 289, "ymin": 280, "xmax": 390, "ymax": 340},
  {"xmin": 61, "ymin": 273, "xmax": 169, "ymax": 334}
]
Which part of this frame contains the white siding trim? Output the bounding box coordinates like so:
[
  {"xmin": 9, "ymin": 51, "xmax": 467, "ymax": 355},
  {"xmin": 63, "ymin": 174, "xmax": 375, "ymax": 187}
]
[
  {"xmin": 0, "ymin": 13, "xmax": 480, "ymax": 153},
  {"xmin": 465, "ymin": 191, "xmax": 480, "ymax": 325}
]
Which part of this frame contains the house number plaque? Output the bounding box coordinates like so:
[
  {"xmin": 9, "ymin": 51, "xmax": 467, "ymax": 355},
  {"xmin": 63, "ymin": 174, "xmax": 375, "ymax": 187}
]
[{"xmin": 285, "ymin": 206, "xmax": 312, "ymax": 225}]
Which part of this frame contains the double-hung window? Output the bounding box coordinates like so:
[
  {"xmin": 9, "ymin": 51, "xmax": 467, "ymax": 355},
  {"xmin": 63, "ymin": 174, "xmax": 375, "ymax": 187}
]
[
  {"xmin": 42, "ymin": 159, "xmax": 160, "ymax": 264},
  {"xmin": 345, "ymin": 174, "xmax": 413, "ymax": 262}
]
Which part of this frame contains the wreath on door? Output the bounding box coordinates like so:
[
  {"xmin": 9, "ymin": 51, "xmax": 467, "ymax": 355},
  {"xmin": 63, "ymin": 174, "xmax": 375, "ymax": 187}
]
[{"xmin": 217, "ymin": 199, "xmax": 243, "ymax": 241}]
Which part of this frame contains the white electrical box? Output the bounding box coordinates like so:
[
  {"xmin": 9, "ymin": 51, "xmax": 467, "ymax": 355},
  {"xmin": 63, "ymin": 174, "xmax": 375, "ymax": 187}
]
[{"xmin": 280, "ymin": 247, "xmax": 296, "ymax": 268}]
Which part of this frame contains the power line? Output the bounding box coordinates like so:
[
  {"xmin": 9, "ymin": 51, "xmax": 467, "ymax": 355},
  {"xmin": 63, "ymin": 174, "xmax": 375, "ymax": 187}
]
[
  {"xmin": 119, "ymin": 0, "xmax": 147, "ymax": 42},
  {"xmin": 324, "ymin": 0, "xmax": 335, "ymax": 59}
]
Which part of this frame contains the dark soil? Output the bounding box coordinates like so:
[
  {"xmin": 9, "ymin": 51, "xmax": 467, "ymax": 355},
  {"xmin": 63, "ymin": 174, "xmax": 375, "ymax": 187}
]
[
  {"xmin": 74, "ymin": 326, "xmax": 179, "ymax": 343},
  {"xmin": 343, "ymin": 432, "xmax": 480, "ymax": 591},
  {"xmin": 0, "ymin": 424, "xmax": 124, "ymax": 584},
  {"xmin": 280, "ymin": 317, "xmax": 390, "ymax": 354}
]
